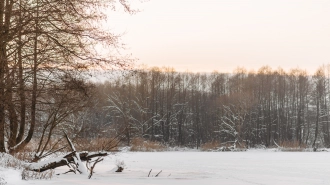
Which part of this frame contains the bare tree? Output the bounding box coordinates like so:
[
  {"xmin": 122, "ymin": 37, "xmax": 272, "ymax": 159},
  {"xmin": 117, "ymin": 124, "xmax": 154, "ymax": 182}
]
[{"xmin": 0, "ymin": 0, "xmax": 134, "ymax": 154}]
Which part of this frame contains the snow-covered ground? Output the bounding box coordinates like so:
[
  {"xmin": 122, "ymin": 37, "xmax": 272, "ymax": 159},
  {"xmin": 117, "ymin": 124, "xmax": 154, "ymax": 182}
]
[{"xmin": 2, "ymin": 151, "xmax": 330, "ymax": 185}]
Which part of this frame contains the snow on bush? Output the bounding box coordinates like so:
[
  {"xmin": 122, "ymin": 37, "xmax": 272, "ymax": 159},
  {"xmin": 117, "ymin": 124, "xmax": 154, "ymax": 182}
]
[
  {"xmin": 0, "ymin": 175, "xmax": 6, "ymax": 185},
  {"xmin": 130, "ymin": 138, "xmax": 165, "ymax": 152},
  {"xmin": 116, "ymin": 159, "xmax": 125, "ymax": 168},
  {"xmin": 0, "ymin": 153, "xmax": 25, "ymax": 170},
  {"xmin": 21, "ymin": 168, "xmax": 54, "ymax": 180},
  {"xmin": 0, "ymin": 153, "xmax": 55, "ymax": 181},
  {"xmin": 201, "ymin": 141, "xmax": 221, "ymax": 151},
  {"xmin": 115, "ymin": 159, "xmax": 125, "ymax": 172}
]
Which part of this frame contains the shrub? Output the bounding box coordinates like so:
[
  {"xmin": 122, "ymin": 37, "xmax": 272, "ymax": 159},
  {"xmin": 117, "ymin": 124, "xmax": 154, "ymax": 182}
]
[
  {"xmin": 0, "ymin": 153, "xmax": 25, "ymax": 170},
  {"xmin": 21, "ymin": 169, "xmax": 54, "ymax": 180},
  {"xmin": 74, "ymin": 137, "xmax": 119, "ymax": 152},
  {"xmin": 0, "ymin": 153, "xmax": 55, "ymax": 180},
  {"xmin": 115, "ymin": 159, "xmax": 125, "ymax": 172},
  {"xmin": 0, "ymin": 176, "xmax": 6, "ymax": 185},
  {"xmin": 280, "ymin": 140, "xmax": 306, "ymax": 148},
  {"xmin": 279, "ymin": 140, "xmax": 307, "ymax": 152},
  {"xmin": 130, "ymin": 138, "xmax": 165, "ymax": 152},
  {"xmin": 201, "ymin": 141, "xmax": 221, "ymax": 151}
]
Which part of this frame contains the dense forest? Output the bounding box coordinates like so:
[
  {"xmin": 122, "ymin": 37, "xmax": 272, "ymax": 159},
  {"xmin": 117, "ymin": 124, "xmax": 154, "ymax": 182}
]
[{"xmin": 81, "ymin": 65, "xmax": 330, "ymax": 150}]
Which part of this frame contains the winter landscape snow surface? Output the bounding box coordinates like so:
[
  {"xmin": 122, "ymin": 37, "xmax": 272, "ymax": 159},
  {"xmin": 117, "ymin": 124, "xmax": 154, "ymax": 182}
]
[{"xmin": 2, "ymin": 151, "xmax": 330, "ymax": 185}]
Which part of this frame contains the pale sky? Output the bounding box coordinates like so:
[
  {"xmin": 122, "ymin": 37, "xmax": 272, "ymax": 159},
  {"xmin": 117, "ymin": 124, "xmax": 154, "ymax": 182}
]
[{"xmin": 106, "ymin": 0, "xmax": 330, "ymax": 74}]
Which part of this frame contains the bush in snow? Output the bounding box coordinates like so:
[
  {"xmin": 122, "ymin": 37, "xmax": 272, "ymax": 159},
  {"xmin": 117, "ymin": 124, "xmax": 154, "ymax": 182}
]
[
  {"xmin": 115, "ymin": 159, "xmax": 125, "ymax": 172},
  {"xmin": 0, "ymin": 176, "xmax": 6, "ymax": 185},
  {"xmin": 0, "ymin": 153, "xmax": 55, "ymax": 180},
  {"xmin": 0, "ymin": 153, "xmax": 25, "ymax": 170},
  {"xmin": 279, "ymin": 140, "xmax": 306, "ymax": 148},
  {"xmin": 21, "ymin": 168, "xmax": 54, "ymax": 180},
  {"xmin": 201, "ymin": 141, "xmax": 221, "ymax": 151},
  {"xmin": 74, "ymin": 137, "xmax": 120, "ymax": 152},
  {"xmin": 254, "ymin": 144, "xmax": 267, "ymax": 149},
  {"xmin": 130, "ymin": 138, "xmax": 165, "ymax": 152}
]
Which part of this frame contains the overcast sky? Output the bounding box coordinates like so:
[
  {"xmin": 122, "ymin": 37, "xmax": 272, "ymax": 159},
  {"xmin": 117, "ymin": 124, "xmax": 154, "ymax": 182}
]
[{"xmin": 106, "ymin": 0, "xmax": 330, "ymax": 74}]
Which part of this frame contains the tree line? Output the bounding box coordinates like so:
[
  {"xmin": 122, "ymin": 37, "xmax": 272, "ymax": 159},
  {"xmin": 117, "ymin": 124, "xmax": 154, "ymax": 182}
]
[
  {"xmin": 91, "ymin": 65, "xmax": 330, "ymax": 149},
  {"xmin": 0, "ymin": 0, "xmax": 328, "ymax": 154}
]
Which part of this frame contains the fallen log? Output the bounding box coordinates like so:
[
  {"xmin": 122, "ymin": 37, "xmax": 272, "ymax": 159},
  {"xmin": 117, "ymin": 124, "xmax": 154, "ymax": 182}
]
[
  {"xmin": 27, "ymin": 151, "xmax": 108, "ymax": 172},
  {"xmin": 27, "ymin": 130, "xmax": 124, "ymax": 173}
]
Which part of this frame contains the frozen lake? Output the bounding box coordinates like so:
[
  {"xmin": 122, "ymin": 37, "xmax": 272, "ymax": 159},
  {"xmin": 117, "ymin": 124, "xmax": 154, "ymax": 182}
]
[{"xmin": 4, "ymin": 151, "xmax": 330, "ymax": 185}]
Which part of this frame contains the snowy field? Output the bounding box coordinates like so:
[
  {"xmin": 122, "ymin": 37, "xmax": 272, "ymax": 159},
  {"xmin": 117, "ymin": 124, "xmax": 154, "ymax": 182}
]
[{"xmin": 2, "ymin": 151, "xmax": 330, "ymax": 185}]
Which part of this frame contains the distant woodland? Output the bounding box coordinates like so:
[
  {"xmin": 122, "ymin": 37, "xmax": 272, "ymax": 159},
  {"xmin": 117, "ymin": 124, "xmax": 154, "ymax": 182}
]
[
  {"xmin": 84, "ymin": 65, "xmax": 330, "ymax": 149},
  {"xmin": 2, "ymin": 0, "xmax": 328, "ymax": 160}
]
